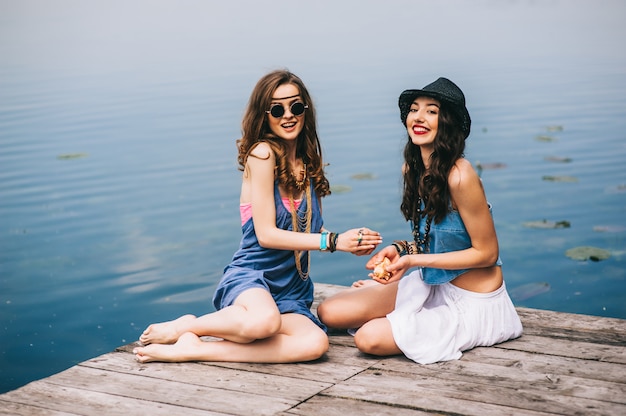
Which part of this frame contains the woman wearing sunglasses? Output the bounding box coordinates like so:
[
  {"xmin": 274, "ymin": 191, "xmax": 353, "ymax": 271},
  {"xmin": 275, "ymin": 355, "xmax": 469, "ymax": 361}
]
[
  {"xmin": 133, "ymin": 70, "xmax": 382, "ymax": 363},
  {"xmin": 317, "ymin": 77, "xmax": 522, "ymax": 364}
]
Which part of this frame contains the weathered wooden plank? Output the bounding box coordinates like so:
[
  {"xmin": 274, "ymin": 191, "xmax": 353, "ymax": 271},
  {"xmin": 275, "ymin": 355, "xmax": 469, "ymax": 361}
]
[
  {"xmin": 282, "ymin": 395, "xmax": 433, "ymax": 415},
  {"xmin": 0, "ymin": 381, "xmax": 225, "ymax": 416},
  {"xmin": 495, "ymin": 334, "xmax": 626, "ymax": 364},
  {"xmin": 43, "ymin": 365, "xmax": 298, "ymax": 415},
  {"xmin": 324, "ymin": 368, "xmax": 621, "ymax": 416},
  {"xmin": 323, "ymin": 374, "xmax": 550, "ymax": 416},
  {"xmin": 185, "ymin": 343, "xmax": 380, "ymax": 385},
  {"xmin": 374, "ymin": 355, "xmax": 626, "ymax": 404},
  {"xmin": 517, "ymin": 307, "xmax": 626, "ymax": 335},
  {"xmin": 464, "ymin": 346, "xmax": 626, "ymax": 384},
  {"xmin": 81, "ymin": 351, "xmax": 330, "ymax": 402},
  {"xmin": 0, "ymin": 401, "xmax": 75, "ymax": 416},
  {"xmin": 327, "ymin": 332, "xmax": 358, "ymax": 347}
]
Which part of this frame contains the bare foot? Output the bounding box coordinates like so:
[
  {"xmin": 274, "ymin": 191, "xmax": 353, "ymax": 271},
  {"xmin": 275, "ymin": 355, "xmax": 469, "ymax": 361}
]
[
  {"xmin": 139, "ymin": 314, "xmax": 196, "ymax": 345},
  {"xmin": 351, "ymin": 279, "xmax": 380, "ymax": 289},
  {"xmin": 133, "ymin": 332, "xmax": 204, "ymax": 363}
]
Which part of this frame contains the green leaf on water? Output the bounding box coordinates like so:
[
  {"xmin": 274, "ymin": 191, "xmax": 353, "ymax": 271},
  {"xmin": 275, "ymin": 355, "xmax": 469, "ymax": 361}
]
[
  {"xmin": 475, "ymin": 162, "xmax": 506, "ymax": 170},
  {"xmin": 544, "ymin": 156, "xmax": 572, "ymax": 163},
  {"xmin": 546, "ymin": 125, "xmax": 564, "ymax": 132},
  {"xmin": 57, "ymin": 153, "xmax": 88, "ymax": 160},
  {"xmin": 565, "ymin": 246, "xmax": 611, "ymax": 261},
  {"xmin": 523, "ymin": 219, "xmax": 571, "ymax": 229},
  {"xmin": 330, "ymin": 185, "xmax": 352, "ymax": 194},
  {"xmin": 535, "ymin": 135, "xmax": 557, "ymax": 142},
  {"xmin": 542, "ymin": 175, "xmax": 578, "ymax": 183},
  {"xmin": 350, "ymin": 173, "xmax": 376, "ymax": 180}
]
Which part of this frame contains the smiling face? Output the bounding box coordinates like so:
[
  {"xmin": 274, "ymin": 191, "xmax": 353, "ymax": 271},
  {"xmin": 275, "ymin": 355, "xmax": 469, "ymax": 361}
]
[
  {"xmin": 267, "ymin": 83, "xmax": 305, "ymax": 142},
  {"xmin": 406, "ymin": 96, "xmax": 440, "ymax": 150}
]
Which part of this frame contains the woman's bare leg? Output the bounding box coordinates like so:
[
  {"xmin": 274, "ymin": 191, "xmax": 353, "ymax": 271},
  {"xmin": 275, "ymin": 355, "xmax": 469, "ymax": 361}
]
[
  {"xmin": 353, "ymin": 317, "xmax": 402, "ymax": 356},
  {"xmin": 139, "ymin": 288, "xmax": 282, "ymax": 345},
  {"xmin": 133, "ymin": 313, "xmax": 328, "ymax": 363},
  {"xmin": 317, "ymin": 281, "xmax": 398, "ymax": 329}
]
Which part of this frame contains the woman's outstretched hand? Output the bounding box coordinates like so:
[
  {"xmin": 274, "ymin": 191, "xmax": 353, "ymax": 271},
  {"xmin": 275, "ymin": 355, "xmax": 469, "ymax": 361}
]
[
  {"xmin": 366, "ymin": 245, "xmax": 410, "ymax": 284},
  {"xmin": 337, "ymin": 227, "xmax": 382, "ymax": 255}
]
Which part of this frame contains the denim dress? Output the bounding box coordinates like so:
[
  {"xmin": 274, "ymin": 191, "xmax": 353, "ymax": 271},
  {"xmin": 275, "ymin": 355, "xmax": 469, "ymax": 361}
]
[{"xmin": 212, "ymin": 180, "xmax": 326, "ymax": 330}]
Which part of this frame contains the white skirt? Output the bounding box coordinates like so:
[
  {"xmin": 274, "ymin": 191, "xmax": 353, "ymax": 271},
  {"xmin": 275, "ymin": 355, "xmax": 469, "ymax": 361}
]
[{"xmin": 387, "ymin": 269, "xmax": 523, "ymax": 364}]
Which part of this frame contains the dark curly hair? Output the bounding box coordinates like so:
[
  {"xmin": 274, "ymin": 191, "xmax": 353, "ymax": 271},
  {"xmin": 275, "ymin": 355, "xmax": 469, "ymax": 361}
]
[
  {"xmin": 400, "ymin": 103, "xmax": 467, "ymax": 224},
  {"xmin": 236, "ymin": 70, "xmax": 330, "ymax": 198}
]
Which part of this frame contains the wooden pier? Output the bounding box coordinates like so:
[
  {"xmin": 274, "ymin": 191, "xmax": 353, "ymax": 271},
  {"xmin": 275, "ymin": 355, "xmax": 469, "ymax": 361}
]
[{"xmin": 1, "ymin": 283, "xmax": 625, "ymax": 415}]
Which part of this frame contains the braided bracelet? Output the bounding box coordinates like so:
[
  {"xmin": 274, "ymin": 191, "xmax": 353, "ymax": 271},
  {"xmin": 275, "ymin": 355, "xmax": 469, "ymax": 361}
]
[
  {"xmin": 393, "ymin": 240, "xmax": 408, "ymax": 256},
  {"xmin": 328, "ymin": 232, "xmax": 338, "ymax": 252}
]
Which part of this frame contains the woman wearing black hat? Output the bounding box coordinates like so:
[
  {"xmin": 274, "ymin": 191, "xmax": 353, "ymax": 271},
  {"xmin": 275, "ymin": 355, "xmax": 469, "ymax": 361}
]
[{"xmin": 317, "ymin": 78, "xmax": 522, "ymax": 364}]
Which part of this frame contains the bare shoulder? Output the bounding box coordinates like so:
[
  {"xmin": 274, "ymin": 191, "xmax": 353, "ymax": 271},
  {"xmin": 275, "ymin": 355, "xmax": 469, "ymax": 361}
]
[
  {"xmin": 249, "ymin": 141, "xmax": 273, "ymax": 160},
  {"xmin": 448, "ymin": 158, "xmax": 480, "ymax": 190}
]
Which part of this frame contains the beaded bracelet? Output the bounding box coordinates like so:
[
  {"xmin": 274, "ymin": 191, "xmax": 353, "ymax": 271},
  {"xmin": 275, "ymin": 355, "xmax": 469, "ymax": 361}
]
[
  {"xmin": 392, "ymin": 240, "xmax": 408, "ymax": 256},
  {"xmin": 393, "ymin": 240, "xmax": 419, "ymax": 256}
]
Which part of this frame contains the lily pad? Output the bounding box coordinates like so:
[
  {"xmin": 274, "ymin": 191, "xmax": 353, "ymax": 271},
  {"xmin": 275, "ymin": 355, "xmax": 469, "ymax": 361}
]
[
  {"xmin": 546, "ymin": 125, "xmax": 564, "ymax": 132},
  {"xmin": 330, "ymin": 184, "xmax": 352, "ymax": 194},
  {"xmin": 565, "ymin": 246, "xmax": 611, "ymax": 261},
  {"xmin": 57, "ymin": 152, "xmax": 88, "ymax": 160},
  {"xmin": 350, "ymin": 173, "xmax": 376, "ymax": 180},
  {"xmin": 542, "ymin": 175, "xmax": 578, "ymax": 183},
  {"xmin": 475, "ymin": 162, "xmax": 506, "ymax": 170},
  {"xmin": 535, "ymin": 135, "xmax": 557, "ymax": 142},
  {"xmin": 509, "ymin": 282, "xmax": 550, "ymax": 302},
  {"xmin": 523, "ymin": 219, "xmax": 571, "ymax": 229},
  {"xmin": 544, "ymin": 156, "xmax": 572, "ymax": 163}
]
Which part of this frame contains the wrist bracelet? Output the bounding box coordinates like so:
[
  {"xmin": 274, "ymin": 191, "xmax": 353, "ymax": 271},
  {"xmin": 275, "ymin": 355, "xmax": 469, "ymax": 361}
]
[
  {"xmin": 320, "ymin": 231, "xmax": 329, "ymax": 251},
  {"xmin": 393, "ymin": 240, "xmax": 408, "ymax": 256},
  {"xmin": 328, "ymin": 232, "xmax": 338, "ymax": 252}
]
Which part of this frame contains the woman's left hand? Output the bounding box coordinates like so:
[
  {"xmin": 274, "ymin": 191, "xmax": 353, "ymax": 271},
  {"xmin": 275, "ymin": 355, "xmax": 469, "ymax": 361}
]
[{"xmin": 337, "ymin": 227, "xmax": 382, "ymax": 255}]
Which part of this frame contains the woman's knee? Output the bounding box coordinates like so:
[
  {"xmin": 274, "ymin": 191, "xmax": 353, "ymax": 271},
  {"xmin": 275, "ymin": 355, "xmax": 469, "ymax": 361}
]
[
  {"xmin": 240, "ymin": 308, "xmax": 282, "ymax": 340},
  {"xmin": 316, "ymin": 299, "xmax": 336, "ymax": 326},
  {"xmin": 354, "ymin": 319, "xmax": 398, "ymax": 356},
  {"xmin": 354, "ymin": 328, "xmax": 378, "ymax": 354},
  {"xmin": 300, "ymin": 329, "xmax": 329, "ymax": 361}
]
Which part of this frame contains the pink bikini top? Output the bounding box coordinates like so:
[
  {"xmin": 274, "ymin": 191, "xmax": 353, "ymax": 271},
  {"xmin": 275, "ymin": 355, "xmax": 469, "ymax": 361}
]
[{"xmin": 240, "ymin": 198, "xmax": 302, "ymax": 226}]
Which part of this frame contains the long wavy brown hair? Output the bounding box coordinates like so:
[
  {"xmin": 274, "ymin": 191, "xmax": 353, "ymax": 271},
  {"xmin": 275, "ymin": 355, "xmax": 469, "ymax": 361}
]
[
  {"xmin": 236, "ymin": 70, "xmax": 330, "ymax": 198},
  {"xmin": 400, "ymin": 103, "xmax": 467, "ymax": 224}
]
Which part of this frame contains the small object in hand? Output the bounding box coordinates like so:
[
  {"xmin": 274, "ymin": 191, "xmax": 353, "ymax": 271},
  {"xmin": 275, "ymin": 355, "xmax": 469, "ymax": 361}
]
[{"xmin": 373, "ymin": 257, "xmax": 392, "ymax": 281}]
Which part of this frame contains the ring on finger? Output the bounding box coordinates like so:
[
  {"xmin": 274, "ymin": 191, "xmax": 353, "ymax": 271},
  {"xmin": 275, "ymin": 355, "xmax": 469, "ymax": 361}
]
[{"xmin": 357, "ymin": 229, "xmax": 363, "ymax": 245}]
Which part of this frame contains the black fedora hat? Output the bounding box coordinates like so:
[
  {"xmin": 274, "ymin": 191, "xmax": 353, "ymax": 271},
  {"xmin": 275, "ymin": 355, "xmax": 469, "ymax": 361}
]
[{"xmin": 398, "ymin": 77, "xmax": 471, "ymax": 138}]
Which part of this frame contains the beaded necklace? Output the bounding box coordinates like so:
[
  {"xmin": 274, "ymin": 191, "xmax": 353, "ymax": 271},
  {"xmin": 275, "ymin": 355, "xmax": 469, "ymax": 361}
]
[
  {"xmin": 289, "ymin": 176, "xmax": 312, "ymax": 281},
  {"xmin": 411, "ymin": 196, "xmax": 431, "ymax": 254}
]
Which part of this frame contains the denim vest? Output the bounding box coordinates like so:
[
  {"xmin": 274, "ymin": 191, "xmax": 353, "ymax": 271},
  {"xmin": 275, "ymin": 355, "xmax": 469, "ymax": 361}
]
[{"xmin": 414, "ymin": 203, "xmax": 502, "ymax": 285}]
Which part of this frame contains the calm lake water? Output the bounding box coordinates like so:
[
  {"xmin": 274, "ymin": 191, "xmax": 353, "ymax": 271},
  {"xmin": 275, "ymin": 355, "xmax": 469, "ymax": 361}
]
[{"xmin": 1, "ymin": 0, "xmax": 625, "ymax": 393}]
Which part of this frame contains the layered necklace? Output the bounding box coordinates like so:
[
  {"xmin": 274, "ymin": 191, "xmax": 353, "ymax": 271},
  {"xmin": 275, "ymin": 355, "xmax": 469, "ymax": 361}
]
[
  {"xmin": 289, "ymin": 164, "xmax": 312, "ymax": 280},
  {"xmin": 411, "ymin": 196, "xmax": 432, "ymax": 254}
]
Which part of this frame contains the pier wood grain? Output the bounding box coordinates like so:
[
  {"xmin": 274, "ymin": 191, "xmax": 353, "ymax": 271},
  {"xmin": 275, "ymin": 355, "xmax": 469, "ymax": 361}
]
[{"xmin": 1, "ymin": 283, "xmax": 625, "ymax": 415}]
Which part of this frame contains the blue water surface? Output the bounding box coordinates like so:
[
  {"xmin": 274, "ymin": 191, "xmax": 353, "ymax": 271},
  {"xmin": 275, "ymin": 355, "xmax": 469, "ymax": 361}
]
[{"xmin": 1, "ymin": 0, "xmax": 625, "ymax": 393}]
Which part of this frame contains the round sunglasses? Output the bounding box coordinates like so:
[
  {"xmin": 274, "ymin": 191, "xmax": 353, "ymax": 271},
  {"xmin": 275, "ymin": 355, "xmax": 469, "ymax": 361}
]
[{"xmin": 266, "ymin": 102, "xmax": 308, "ymax": 118}]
